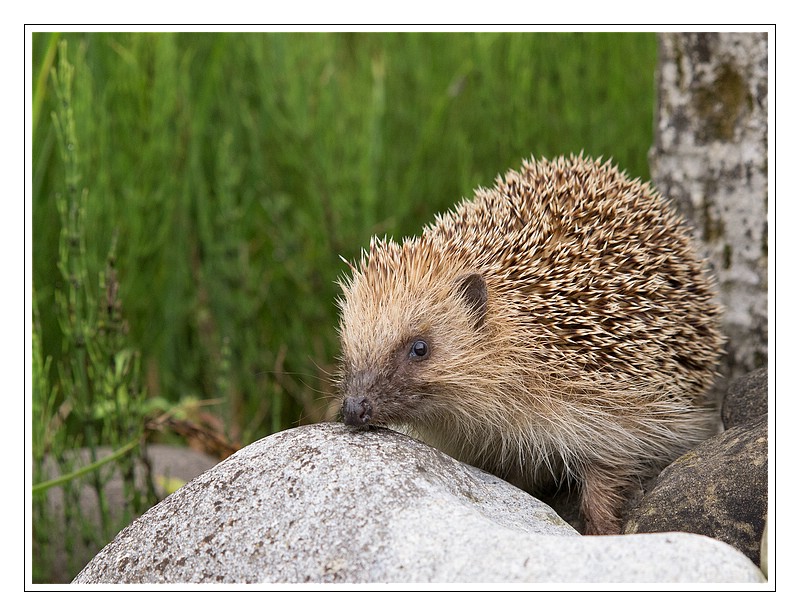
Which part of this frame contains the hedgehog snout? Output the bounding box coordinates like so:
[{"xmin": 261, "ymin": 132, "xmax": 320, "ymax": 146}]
[{"xmin": 342, "ymin": 395, "xmax": 374, "ymax": 427}]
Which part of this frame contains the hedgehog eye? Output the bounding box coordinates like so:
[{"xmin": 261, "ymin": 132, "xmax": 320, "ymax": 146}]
[{"xmin": 409, "ymin": 339, "xmax": 430, "ymax": 360}]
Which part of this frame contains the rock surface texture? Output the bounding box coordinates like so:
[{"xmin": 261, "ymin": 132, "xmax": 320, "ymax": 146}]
[
  {"xmin": 721, "ymin": 366, "xmax": 768, "ymax": 429},
  {"xmin": 74, "ymin": 423, "xmax": 764, "ymax": 584}
]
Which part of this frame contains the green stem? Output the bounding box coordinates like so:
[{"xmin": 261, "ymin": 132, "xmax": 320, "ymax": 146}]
[
  {"xmin": 32, "ymin": 32, "xmax": 60, "ymax": 137},
  {"xmin": 31, "ymin": 438, "xmax": 140, "ymax": 495}
]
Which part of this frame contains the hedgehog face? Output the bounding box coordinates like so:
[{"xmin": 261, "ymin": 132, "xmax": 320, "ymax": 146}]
[{"xmin": 338, "ymin": 255, "xmax": 489, "ymax": 430}]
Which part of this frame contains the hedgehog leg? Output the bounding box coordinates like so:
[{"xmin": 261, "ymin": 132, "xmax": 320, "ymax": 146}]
[{"xmin": 579, "ymin": 464, "xmax": 631, "ymax": 535}]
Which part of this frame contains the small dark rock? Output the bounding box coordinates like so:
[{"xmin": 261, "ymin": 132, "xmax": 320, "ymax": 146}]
[
  {"xmin": 623, "ymin": 414, "xmax": 767, "ymax": 565},
  {"xmin": 721, "ymin": 367, "xmax": 768, "ymax": 429}
]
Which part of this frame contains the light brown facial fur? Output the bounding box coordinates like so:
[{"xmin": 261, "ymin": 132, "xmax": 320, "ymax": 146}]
[{"xmin": 336, "ymin": 155, "xmax": 724, "ymax": 535}]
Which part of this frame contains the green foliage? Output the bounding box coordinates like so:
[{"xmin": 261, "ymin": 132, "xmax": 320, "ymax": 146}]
[
  {"xmin": 33, "ymin": 31, "xmax": 657, "ymax": 444},
  {"xmin": 32, "ymin": 39, "xmax": 158, "ymax": 583}
]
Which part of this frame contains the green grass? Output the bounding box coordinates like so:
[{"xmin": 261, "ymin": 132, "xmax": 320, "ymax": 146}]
[
  {"xmin": 33, "ymin": 31, "xmax": 657, "ymax": 442},
  {"xmin": 31, "ymin": 30, "xmax": 657, "ymax": 582}
]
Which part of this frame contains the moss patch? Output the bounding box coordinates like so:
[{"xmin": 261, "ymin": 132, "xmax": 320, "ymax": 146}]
[{"xmin": 692, "ymin": 61, "xmax": 752, "ymax": 143}]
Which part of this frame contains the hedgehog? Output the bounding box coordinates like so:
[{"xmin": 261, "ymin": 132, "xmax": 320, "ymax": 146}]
[{"xmin": 336, "ymin": 154, "xmax": 723, "ymax": 535}]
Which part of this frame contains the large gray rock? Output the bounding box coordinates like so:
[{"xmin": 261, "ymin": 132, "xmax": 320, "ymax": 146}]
[{"xmin": 74, "ymin": 424, "xmax": 763, "ymax": 583}]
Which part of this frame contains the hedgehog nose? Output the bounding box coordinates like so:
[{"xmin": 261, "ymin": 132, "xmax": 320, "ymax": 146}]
[{"xmin": 342, "ymin": 396, "xmax": 373, "ymax": 427}]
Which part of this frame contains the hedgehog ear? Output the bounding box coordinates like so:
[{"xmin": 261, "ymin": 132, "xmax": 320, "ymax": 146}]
[{"xmin": 455, "ymin": 272, "xmax": 488, "ymax": 329}]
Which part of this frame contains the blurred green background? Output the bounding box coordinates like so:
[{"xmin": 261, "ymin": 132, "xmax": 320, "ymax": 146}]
[{"xmin": 31, "ymin": 31, "xmax": 657, "ymax": 581}]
